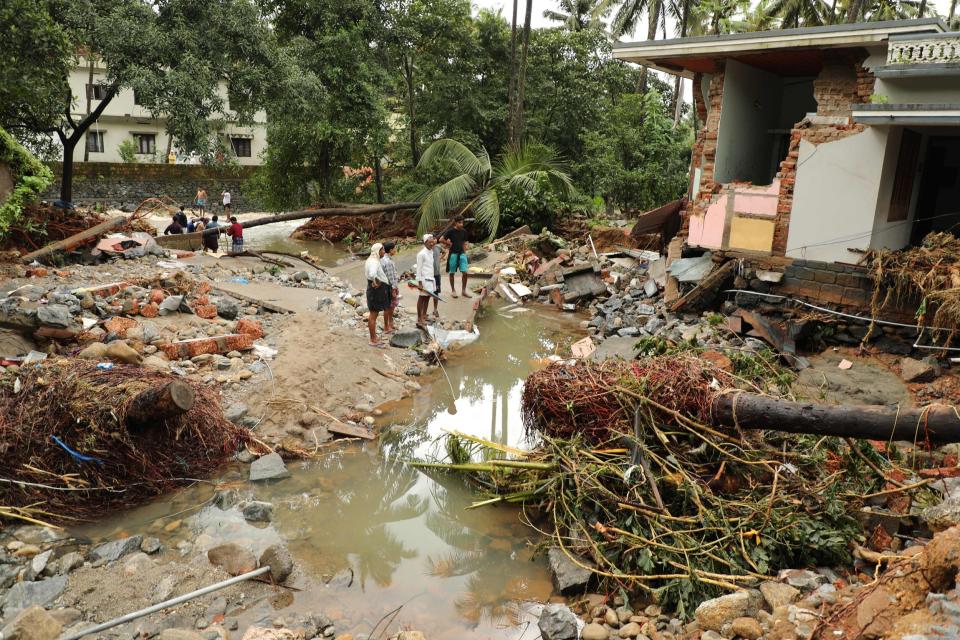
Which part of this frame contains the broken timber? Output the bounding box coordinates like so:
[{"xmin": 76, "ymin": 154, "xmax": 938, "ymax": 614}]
[
  {"xmin": 126, "ymin": 380, "xmax": 195, "ymax": 427},
  {"xmin": 670, "ymin": 260, "xmax": 736, "ymax": 312},
  {"xmin": 197, "ymin": 202, "xmax": 421, "ymax": 239},
  {"xmin": 21, "ymin": 216, "xmax": 128, "ymax": 263},
  {"xmin": 712, "ymin": 392, "xmax": 960, "ymax": 444}
]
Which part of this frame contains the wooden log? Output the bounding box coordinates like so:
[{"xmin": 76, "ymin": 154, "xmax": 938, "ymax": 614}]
[
  {"xmin": 711, "ymin": 392, "xmax": 960, "ymax": 443},
  {"xmin": 125, "ymin": 380, "xmax": 195, "ymax": 426},
  {"xmin": 20, "ymin": 216, "xmax": 129, "ymax": 263},
  {"xmin": 198, "ymin": 202, "xmax": 421, "ymax": 238}
]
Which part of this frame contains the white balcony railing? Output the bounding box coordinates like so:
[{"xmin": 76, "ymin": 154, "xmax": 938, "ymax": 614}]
[{"xmin": 887, "ymin": 34, "xmax": 960, "ymax": 65}]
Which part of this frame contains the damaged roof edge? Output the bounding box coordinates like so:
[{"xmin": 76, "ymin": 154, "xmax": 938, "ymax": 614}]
[{"xmin": 613, "ymin": 17, "xmax": 946, "ymax": 69}]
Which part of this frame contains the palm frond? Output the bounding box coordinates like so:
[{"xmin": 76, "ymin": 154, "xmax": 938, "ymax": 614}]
[
  {"xmin": 474, "ymin": 188, "xmax": 501, "ymax": 240},
  {"xmin": 418, "ymin": 138, "xmax": 487, "ymax": 178},
  {"xmin": 417, "ymin": 173, "xmax": 477, "ymax": 236}
]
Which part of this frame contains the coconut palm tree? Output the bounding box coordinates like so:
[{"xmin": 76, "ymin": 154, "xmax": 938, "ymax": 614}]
[
  {"xmin": 416, "ymin": 139, "xmax": 576, "ymax": 239},
  {"xmin": 543, "ymin": 0, "xmax": 610, "ymax": 30},
  {"xmin": 764, "ymin": 0, "xmax": 831, "ymax": 27}
]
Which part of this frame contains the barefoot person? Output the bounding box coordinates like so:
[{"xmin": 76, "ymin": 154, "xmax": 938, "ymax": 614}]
[
  {"xmin": 365, "ymin": 242, "xmax": 390, "ymax": 347},
  {"xmin": 416, "ymin": 234, "xmax": 436, "ymax": 329},
  {"xmin": 440, "ymin": 216, "xmax": 471, "ymax": 298},
  {"xmin": 195, "ymin": 187, "xmax": 207, "ymax": 215},
  {"xmin": 226, "ymin": 216, "xmax": 243, "ymax": 254},
  {"xmin": 381, "ymin": 242, "xmax": 399, "ymax": 334},
  {"xmin": 431, "ymin": 236, "xmax": 443, "ymax": 319}
]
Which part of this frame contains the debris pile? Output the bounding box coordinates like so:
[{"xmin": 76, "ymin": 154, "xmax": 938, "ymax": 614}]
[
  {"xmin": 290, "ymin": 211, "xmax": 416, "ymax": 244},
  {"xmin": 0, "ymin": 359, "xmax": 253, "ymax": 525}
]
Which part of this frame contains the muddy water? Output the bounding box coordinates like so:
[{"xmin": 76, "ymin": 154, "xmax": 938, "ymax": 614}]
[
  {"xmin": 242, "ymin": 218, "xmax": 357, "ymax": 268},
  {"xmin": 72, "ymin": 309, "xmax": 585, "ymax": 638}
]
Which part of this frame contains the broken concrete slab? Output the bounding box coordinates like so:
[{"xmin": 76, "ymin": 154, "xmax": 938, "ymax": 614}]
[
  {"xmin": 669, "ymin": 253, "xmax": 714, "ymax": 283},
  {"xmin": 589, "ymin": 336, "xmax": 639, "ymax": 362}
]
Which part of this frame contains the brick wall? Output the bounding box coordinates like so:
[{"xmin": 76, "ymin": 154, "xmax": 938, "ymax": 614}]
[
  {"xmin": 813, "ymin": 60, "xmax": 861, "ymax": 117},
  {"xmin": 42, "ymin": 162, "xmax": 263, "ymax": 212},
  {"xmin": 682, "ymin": 67, "xmax": 725, "ymax": 233},
  {"xmin": 780, "ymin": 259, "xmax": 873, "ymax": 308}
]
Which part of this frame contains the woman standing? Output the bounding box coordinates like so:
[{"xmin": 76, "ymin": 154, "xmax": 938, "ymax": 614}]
[
  {"xmin": 380, "ymin": 242, "xmax": 400, "ymax": 334},
  {"xmin": 365, "ymin": 243, "xmax": 390, "ymax": 348}
]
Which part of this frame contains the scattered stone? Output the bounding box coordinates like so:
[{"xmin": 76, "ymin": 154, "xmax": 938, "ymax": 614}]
[
  {"xmin": 0, "ymin": 605, "xmax": 63, "ymax": 640},
  {"xmin": 604, "ymin": 608, "xmax": 619, "ymax": 628},
  {"xmin": 243, "ymin": 500, "xmax": 274, "ymax": 523},
  {"xmin": 47, "ymin": 608, "xmax": 82, "ymax": 628},
  {"xmin": 123, "ymin": 552, "xmax": 155, "ymax": 576},
  {"xmin": 729, "ymin": 617, "xmax": 762, "ymax": 640},
  {"xmin": 90, "ymin": 535, "xmax": 145, "ymax": 564},
  {"xmin": 249, "ymin": 452, "xmax": 290, "ymax": 482},
  {"xmin": 1, "ymin": 576, "xmax": 68, "ymax": 616},
  {"xmin": 12, "ymin": 543, "xmax": 41, "ymax": 557},
  {"xmin": 760, "ymin": 581, "xmax": 800, "ymax": 609},
  {"xmin": 615, "ymin": 606, "xmax": 633, "ymax": 624},
  {"xmin": 159, "ymin": 631, "xmax": 206, "ymax": 640},
  {"xmin": 215, "ymin": 298, "xmax": 240, "ymax": 320},
  {"xmin": 78, "ymin": 342, "xmax": 109, "ymax": 360},
  {"xmin": 921, "ymin": 495, "xmax": 960, "ymax": 532},
  {"xmin": 105, "ymin": 341, "xmax": 143, "ymax": 365},
  {"xmin": 240, "ymin": 628, "xmax": 303, "ymax": 639},
  {"xmin": 582, "ymin": 622, "xmax": 609, "ymax": 640},
  {"xmin": 901, "ymin": 357, "xmax": 938, "ymax": 383},
  {"xmin": 141, "ymin": 537, "xmax": 162, "ymax": 554},
  {"xmin": 694, "ymin": 590, "xmax": 763, "ymax": 632},
  {"xmin": 778, "ymin": 569, "xmax": 827, "ymax": 591},
  {"xmin": 36, "ymin": 304, "xmax": 71, "ymax": 328},
  {"xmin": 390, "ymin": 330, "xmax": 422, "ymax": 349},
  {"xmin": 397, "ymin": 631, "xmax": 425, "ymax": 640},
  {"xmin": 0, "ymin": 564, "xmax": 18, "ymax": 589},
  {"xmin": 51, "ymin": 552, "xmax": 84, "ymax": 576},
  {"xmin": 260, "ymin": 544, "xmax": 295, "ymax": 583},
  {"xmin": 27, "ymin": 549, "xmax": 53, "ymax": 579},
  {"xmin": 152, "ymin": 574, "xmax": 179, "ymax": 602},
  {"xmin": 547, "ymin": 547, "xmax": 593, "ymax": 594},
  {"xmin": 225, "ymin": 402, "xmax": 249, "ymax": 424},
  {"xmin": 617, "ymin": 622, "xmax": 641, "ymax": 638},
  {"xmin": 207, "ymin": 543, "xmax": 257, "ymax": 577},
  {"xmin": 538, "ymin": 603, "xmax": 579, "ymax": 640}
]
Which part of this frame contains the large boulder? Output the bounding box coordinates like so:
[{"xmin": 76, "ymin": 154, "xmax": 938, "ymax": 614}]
[
  {"xmin": 547, "ymin": 547, "xmax": 593, "ymax": 594},
  {"xmin": 207, "ymin": 543, "xmax": 257, "ymax": 576},
  {"xmin": 90, "ymin": 535, "xmax": 144, "ymax": 564},
  {"xmin": 249, "ymin": 452, "xmax": 290, "ymax": 482},
  {"xmin": 538, "ymin": 604, "xmax": 579, "ymax": 640},
  {"xmin": 694, "ymin": 589, "xmax": 763, "ymax": 632},
  {"xmin": 0, "ymin": 605, "xmax": 63, "ymax": 640}
]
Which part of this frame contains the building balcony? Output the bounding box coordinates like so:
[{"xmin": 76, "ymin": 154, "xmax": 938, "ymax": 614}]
[{"xmin": 877, "ymin": 32, "xmax": 960, "ymax": 78}]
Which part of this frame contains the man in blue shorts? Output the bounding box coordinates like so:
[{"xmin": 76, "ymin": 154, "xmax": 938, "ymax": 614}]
[{"xmin": 440, "ymin": 216, "xmax": 471, "ymax": 298}]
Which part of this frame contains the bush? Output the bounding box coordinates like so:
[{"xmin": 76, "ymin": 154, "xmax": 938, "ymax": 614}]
[
  {"xmin": 0, "ymin": 126, "xmax": 54, "ymax": 238},
  {"xmin": 117, "ymin": 139, "xmax": 138, "ymax": 164},
  {"xmin": 497, "ymin": 175, "xmax": 585, "ymax": 234}
]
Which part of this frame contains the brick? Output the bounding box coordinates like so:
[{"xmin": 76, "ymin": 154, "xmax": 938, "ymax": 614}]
[
  {"xmin": 140, "ymin": 303, "xmax": 159, "ymax": 318},
  {"xmin": 159, "ymin": 333, "xmax": 254, "ymax": 360},
  {"xmin": 791, "ymin": 267, "xmax": 816, "ymax": 281},
  {"xmin": 813, "ymin": 270, "xmax": 837, "ymax": 284},
  {"xmin": 841, "ymin": 287, "xmax": 870, "ymax": 305},
  {"xmin": 820, "ymin": 283, "xmax": 845, "ymax": 303},
  {"xmin": 235, "ymin": 319, "xmax": 264, "ymax": 340},
  {"xmin": 104, "ymin": 316, "xmax": 138, "ymax": 337},
  {"xmin": 72, "ymin": 281, "xmax": 129, "ymax": 298},
  {"xmin": 197, "ymin": 282, "xmax": 212, "ymax": 295},
  {"xmin": 149, "ymin": 289, "xmax": 166, "ymax": 304},
  {"xmin": 194, "ymin": 304, "xmax": 218, "ymax": 319},
  {"xmin": 836, "ymin": 273, "xmax": 862, "ymax": 288},
  {"xmin": 781, "ymin": 280, "xmax": 822, "ymax": 299},
  {"xmin": 196, "ymin": 294, "xmax": 210, "ymax": 305},
  {"xmin": 27, "ymin": 267, "xmax": 49, "ymax": 278}
]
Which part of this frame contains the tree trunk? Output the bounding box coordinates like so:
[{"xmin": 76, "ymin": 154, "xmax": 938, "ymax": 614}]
[
  {"xmin": 60, "ymin": 137, "xmax": 77, "ymax": 202},
  {"xmin": 125, "ymin": 380, "xmax": 196, "ymax": 427},
  {"xmin": 165, "ymin": 133, "xmax": 174, "ymax": 164},
  {"xmin": 507, "ymin": 0, "xmax": 520, "ymax": 144},
  {"xmin": 373, "ymin": 156, "xmax": 384, "ymax": 204},
  {"xmin": 918, "ymin": 0, "xmax": 927, "ymax": 17},
  {"xmin": 59, "ymin": 84, "xmax": 119, "ymax": 202},
  {"xmin": 829, "ymin": 0, "xmax": 838, "ymax": 23},
  {"xmin": 83, "ymin": 60, "xmax": 94, "ymax": 163},
  {"xmin": 197, "ymin": 202, "xmax": 421, "ymax": 239},
  {"xmin": 512, "ymin": 0, "xmax": 534, "ymax": 144},
  {"xmin": 951, "ymin": 0, "xmax": 958, "ymax": 25},
  {"xmin": 20, "ymin": 215, "xmax": 128, "ymax": 262},
  {"xmin": 711, "ymin": 393, "xmax": 960, "ymax": 444},
  {"xmin": 671, "ymin": 0, "xmax": 689, "ymax": 125},
  {"xmin": 639, "ymin": 0, "xmax": 661, "ymax": 92},
  {"xmin": 403, "ymin": 55, "xmax": 420, "ymax": 167}
]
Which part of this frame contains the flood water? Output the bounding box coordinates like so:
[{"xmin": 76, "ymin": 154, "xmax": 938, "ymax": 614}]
[
  {"xmin": 241, "ymin": 218, "xmax": 357, "ymax": 268},
  {"xmin": 72, "ymin": 308, "xmax": 586, "ymax": 639}
]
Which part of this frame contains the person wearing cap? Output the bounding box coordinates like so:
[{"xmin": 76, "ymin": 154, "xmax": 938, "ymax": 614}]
[
  {"xmin": 365, "ymin": 242, "xmax": 390, "ymax": 347},
  {"xmin": 416, "ymin": 234, "xmax": 436, "ymax": 329}
]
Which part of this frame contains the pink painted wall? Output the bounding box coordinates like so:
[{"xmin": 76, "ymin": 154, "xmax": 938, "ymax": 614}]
[
  {"xmin": 688, "ymin": 194, "xmax": 727, "ymax": 249},
  {"xmin": 732, "ymin": 180, "xmax": 780, "ymax": 218}
]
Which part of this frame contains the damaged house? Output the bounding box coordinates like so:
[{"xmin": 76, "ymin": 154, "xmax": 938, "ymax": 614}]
[{"xmin": 614, "ymin": 18, "xmax": 960, "ymax": 311}]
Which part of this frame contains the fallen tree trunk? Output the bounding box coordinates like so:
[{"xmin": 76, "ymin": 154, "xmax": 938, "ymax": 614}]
[
  {"xmin": 712, "ymin": 392, "xmax": 960, "ymax": 443},
  {"xmin": 20, "ymin": 215, "xmax": 128, "ymax": 263},
  {"xmin": 125, "ymin": 380, "xmax": 195, "ymax": 427},
  {"xmin": 199, "ymin": 202, "xmax": 420, "ymax": 238}
]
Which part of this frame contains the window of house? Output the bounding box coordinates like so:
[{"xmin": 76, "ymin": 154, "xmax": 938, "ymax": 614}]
[
  {"xmin": 134, "ymin": 133, "xmax": 156, "ymax": 155},
  {"xmin": 86, "ymin": 84, "xmax": 107, "ymax": 100},
  {"xmin": 86, "ymin": 131, "xmax": 104, "ymax": 153},
  {"xmin": 230, "ymin": 137, "xmax": 252, "ymax": 158}
]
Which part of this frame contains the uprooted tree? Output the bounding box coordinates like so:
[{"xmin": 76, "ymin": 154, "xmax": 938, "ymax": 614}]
[{"xmin": 0, "ymin": 0, "xmax": 278, "ymax": 202}]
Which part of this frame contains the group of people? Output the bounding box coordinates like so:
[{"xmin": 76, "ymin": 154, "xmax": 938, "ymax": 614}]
[
  {"xmin": 193, "ymin": 186, "xmax": 232, "ymax": 216},
  {"xmin": 163, "ymin": 205, "xmax": 245, "ymax": 254},
  {"xmin": 364, "ymin": 216, "xmax": 472, "ymax": 348}
]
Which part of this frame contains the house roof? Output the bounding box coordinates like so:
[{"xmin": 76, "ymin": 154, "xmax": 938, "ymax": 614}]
[{"xmin": 613, "ymin": 18, "xmax": 947, "ymax": 78}]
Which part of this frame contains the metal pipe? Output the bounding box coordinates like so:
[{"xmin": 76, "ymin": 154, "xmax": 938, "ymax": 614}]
[{"xmin": 60, "ymin": 565, "xmax": 271, "ymax": 640}]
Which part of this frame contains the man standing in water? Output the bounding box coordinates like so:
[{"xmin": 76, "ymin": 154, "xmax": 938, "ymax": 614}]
[
  {"xmin": 440, "ymin": 216, "xmax": 471, "ymax": 298},
  {"xmin": 416, "ymin": 234, "xmax": 436, "ymax": 329}
]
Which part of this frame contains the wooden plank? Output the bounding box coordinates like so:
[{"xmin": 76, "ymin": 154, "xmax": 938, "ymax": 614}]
[{"xmin": 328, "ymin": 422, "xmax": 375, "ymax": 440}]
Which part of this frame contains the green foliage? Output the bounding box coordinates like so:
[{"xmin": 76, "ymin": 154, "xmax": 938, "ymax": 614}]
[
  {"xmin": 0, "ymin": 127, "xmax": 54, "ymax": 238},
  {"xmin": 729, "ymin": 348, "xmax": 795, "ymax": 393},
  {"xmin": 117, "ymin": 139, "xmax": 138, "ymax": 164}
]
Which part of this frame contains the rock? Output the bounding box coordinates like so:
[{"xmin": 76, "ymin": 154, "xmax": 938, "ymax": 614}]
[
  {"xmin": 0, "ymin": 605, "xmax": 63, "ymax": 640},
  {"xmin": 901, "ymin": 357, "xmax": 937, "ymax": 382},
  {"xmin": 12, "ymin": 543, "xmax": 41, "ymax": 557},
  {"xmin": 778, "ymin": 569, "xmax": 826, "ymax": 591},
  {"xmin": 143, "ymin": 354, "xmax": 170, "ymax": 371},
  {"xmin": 207, "ymin": 596, "xmax": 227, "ymax": 618},
  {"xmin": 615, "ymin": 606, "xmax": 633, "ymax": 624},
  {"xmin": 27, "ymin": 549, "xmax": 53, "ymax": 579},
  {"xmin": 123, "ymin": 552, "xmax": 155, "ymax": 576},
  {"xmin": 694, "ymin": 590, "xmax": 763, "ymax": 632},
  {"xmin": 242, "ymin": 500, "xmax": 274, "ymax": 523},
  {"xmin": 292, "ymin": 270, "xmax": 310, "ymax": 282},
  {"xmin": 249, "ymin": 452, "xmax": 290, "ymax": 482},
  {"xmin": 90, "ymin": 535, "xmax": 144, "ymax": 564},
  {"xmin": 207, "ymin": 543, "xmax": 257, "ymax": 576},
  {"xmin": 159, "ymin": 631, "xmax": 207, "ymax": 640},
  {"xmin": 0, "ymin": 564, "xmax": 18, "ymax": 589},
  {"xmin": 390, "ymin": 330, "xmax": 422, "ymax": 349},
  {"xmin": 604, "ymin": 607, "xmax": 619, "ymax": 628},
  {"xmin": 259, "ymin": 544, "xmax": 294, "ymax": 584},
  {"xmin": 215, "ymin": 298, "xmax": 240, "ymax": 320},
  {"xmin": 237, "ymin": 447, "xmax": 257, "ymax": 463},
  {"xmin": 760, "ymin": 581, "xmax": 800, "ymax": 609},
  {"xmin": 240, "ymin": 628, "xmax": 304, "ymax": 640},
  {"xmin": 213, "ymin": 355, "xmax": 232, "ymax": 370},
  {"xmin": 1, "ymin": 576, "xmax": 67, "ymax": 616},
  {"xmin": 582, "ymin": 623, "xmax": 609, "ymax": 640},
  {"xmin": 52, "ymin": 551, "xmax": 84, "ymax": 576},
  {"xmin": 538, "ymin": 604, "xmax": 579, "ymax": 640},
  {"xmin": 105, "ymin": 341, "xmax": 143, "ymax": 365},
  {"xmin": 700, "ymin": 631, "xmax": 723, "ymax": 640},
  {"xmin": 729, "ymin": 617, "xmax": 762, "ymax": 640},
  {"xmin": 152, "ymin": 574, "xmax": 179, "ymax": 602},
  {"xmin": 141, "ymin": 537, "xmax": 162, "ymax": 554},
  {"xmin": 47, "ymin": 608, "xmax": 82, "ymax": 627},
  {"xmin": 921, "ymin": 496, "xmax": 960, "ymax": 532},
  {"xmin": 78, "ymin": 342, "xmax": 109, "ymax": 360},
  {"xmin": 617, "ymin": 327, "xmax": 640, "ymax": 337},
  {"xmin": 547, "ymin": 547, "xmax": 593, "ymax": 594},
  {"xmin": 225, "ymin": 402, "xmax": 249, "ymax": 424},
  {"xmin": 37, "ymin": 304, "xmax": 71, "ymax": 328},
  {"xmin": 397, "ymin": 631, "xmax": 425, "ymax": 640},
  {"xmin": 618, "ymin": 622, "xmax": 641, "ymax": 638}
]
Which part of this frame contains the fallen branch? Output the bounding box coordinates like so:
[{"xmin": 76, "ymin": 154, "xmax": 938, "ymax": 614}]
[{"xmin": 20, "ymin": 215, "xmax": 128, "ymax": 263}]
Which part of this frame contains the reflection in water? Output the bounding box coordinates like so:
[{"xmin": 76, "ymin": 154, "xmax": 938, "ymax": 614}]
[{"xmin": 70, "ymin": 310, "xmax": 584, "ymax": 640}]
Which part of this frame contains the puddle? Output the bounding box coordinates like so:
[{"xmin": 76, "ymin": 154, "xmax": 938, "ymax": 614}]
[{"xmin": 71, "ymin": 309, "xmax": 585, "ymax": 639}]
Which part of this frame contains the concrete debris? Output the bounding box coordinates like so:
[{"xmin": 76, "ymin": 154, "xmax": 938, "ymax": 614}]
[{"xmin": 668, "ymin": 253, "xmax": 714, "ymax": 283}]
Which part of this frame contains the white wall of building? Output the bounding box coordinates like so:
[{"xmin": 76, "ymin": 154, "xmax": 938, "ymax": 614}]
[
  {"xmin": 786, "ymin": 128, "xmax": 892, "ymax": 263},
  {"xmin": 66, "ymin": 58, "xmax": 266, "ymax": 165}
]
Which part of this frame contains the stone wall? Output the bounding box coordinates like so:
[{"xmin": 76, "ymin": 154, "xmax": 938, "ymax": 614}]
[{"xmin": 41, "ymin": 162, "xmax": 264, "ymax": 212}]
